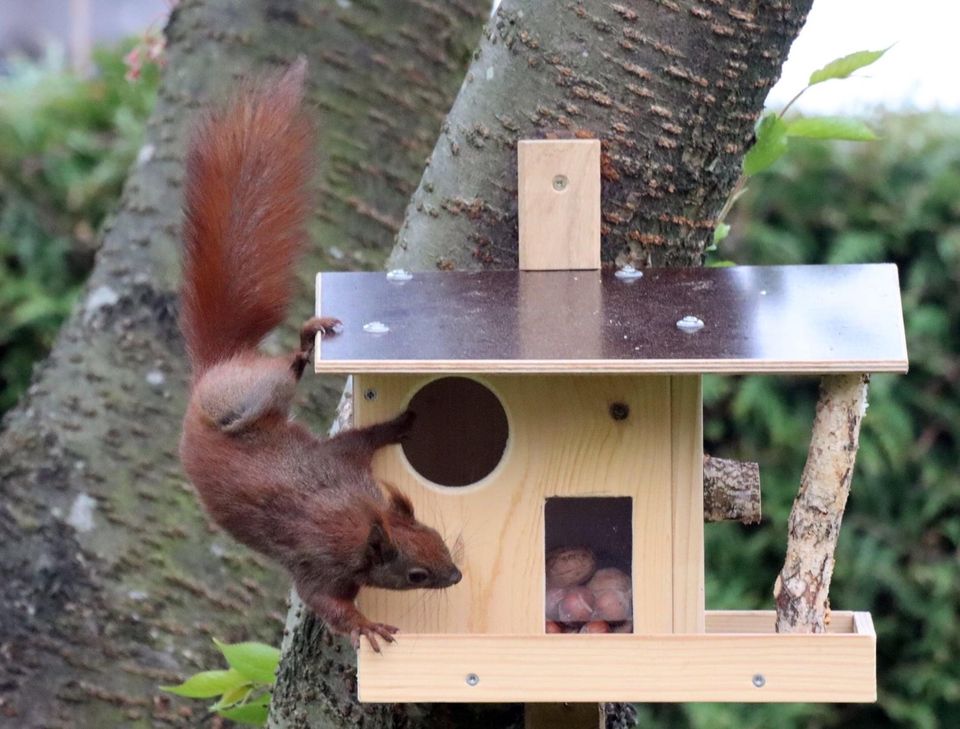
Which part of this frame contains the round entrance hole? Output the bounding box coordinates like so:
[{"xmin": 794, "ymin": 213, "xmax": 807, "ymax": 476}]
[{"xmin": 402, "ymin": 377, "xmax": 509, "ymax": 487}]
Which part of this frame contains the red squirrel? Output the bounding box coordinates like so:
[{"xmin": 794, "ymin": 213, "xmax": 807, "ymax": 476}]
[{"xmin": 177, "ymin": 60, "xmax": 461, "ymax": 651}]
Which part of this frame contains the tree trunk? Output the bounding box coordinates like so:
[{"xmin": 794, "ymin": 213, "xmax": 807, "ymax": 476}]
[
  {"xmin": 273, "ymin": 0, "xmax": 812, "ymax": 727},
  {"xmin": 0, "ymin": 1, "xmax": 486, "ymax": 726}
]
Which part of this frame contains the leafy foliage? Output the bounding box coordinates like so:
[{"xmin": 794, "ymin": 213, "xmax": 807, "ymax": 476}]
[
  {"xmin": 809, "ymin": 48, "xmax": 889, "ymax": 86},
  {"xmin": 743, "ymin": 113, "xmax": 789, "ymax": 176},
  {"xmin": 646, "ymin": 114, "xmax": 960, "ymax": 729},
  {"xmin": 785, "ymin": 116, "xmax": 878, "ymax": 142},
  {"xmin": 162, "ymin": 639, "xmax": 279, "ymax": 726},
  {"xmin": 0, "ymin": 44, "xmax": 158, "ymax": 412},
  {"xmin": 740, "ymin": 48, "xmax": 886, "ymax": 178}
]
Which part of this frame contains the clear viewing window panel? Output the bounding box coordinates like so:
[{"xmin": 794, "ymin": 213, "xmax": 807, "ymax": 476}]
[{"xmin": 544, "ymin": 497, "xmax": 633, "ymax": 634}]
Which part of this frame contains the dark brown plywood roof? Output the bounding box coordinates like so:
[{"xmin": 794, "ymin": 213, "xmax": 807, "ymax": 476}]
[{"xmin": 314, "ymin": 264, "xmax": 907, "ymax": 374}]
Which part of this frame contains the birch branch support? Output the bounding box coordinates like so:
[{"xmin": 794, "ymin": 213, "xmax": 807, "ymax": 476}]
[{"xmin": 774, "ymin": 374, "xmax": 870, "ymax": 633}]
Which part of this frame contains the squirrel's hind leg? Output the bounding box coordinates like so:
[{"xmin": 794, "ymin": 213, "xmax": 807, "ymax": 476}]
[
  {"xmin": 292, "ymin": 316, "xmax": 341, "ymax": 379},
  {"xmin": 195, "ymin": 356, "xmax": 298, "ymax": 433}
]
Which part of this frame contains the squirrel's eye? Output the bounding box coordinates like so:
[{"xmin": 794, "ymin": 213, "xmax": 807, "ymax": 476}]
[{"xmin": 407, "ymin": 568, "xmax": 430, "ymax": 585}]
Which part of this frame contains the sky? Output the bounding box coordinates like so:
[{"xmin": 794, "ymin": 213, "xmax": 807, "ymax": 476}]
[
  {"xmin": 766, "ymin": 0, "xmax": 960, "ymax": 114},
  {"xmin": 490, "ymin": 0, "xmax": 958, "ymax": 115}
]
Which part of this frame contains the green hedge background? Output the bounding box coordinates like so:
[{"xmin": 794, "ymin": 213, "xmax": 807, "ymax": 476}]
[
  {"xmin": 660, "ymin": 115, "xmax": 960, "ymax": 729},
  {"xmin": 1, "ymin": 48, "xmax": 957, "ymax": 729}
]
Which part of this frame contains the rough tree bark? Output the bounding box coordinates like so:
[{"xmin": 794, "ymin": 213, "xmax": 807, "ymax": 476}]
[
  {"xmin": 0, "ymin": 1, "xmax": 487, "ymax": 726},
  {"xmin": 774, "ymin": 374, "xmax": 870, "ymax": 633},
  {"xmin": 272, "ymin": 1, "xmax": 812, "ymax": 727},
  {"xmin": 704, "ymin": 454, "xmax": 761, "ymax": 525}
]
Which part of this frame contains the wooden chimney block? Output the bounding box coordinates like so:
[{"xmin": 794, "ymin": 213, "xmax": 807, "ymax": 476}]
[{"xmin": 518, "ymin": 139, "xmax": 601, "ymax": 271}]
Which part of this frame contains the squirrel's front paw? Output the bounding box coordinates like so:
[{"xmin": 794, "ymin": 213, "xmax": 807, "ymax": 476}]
[{"xmin": 350, "ymin": 620, "xmax": 399, "ymax": 653}]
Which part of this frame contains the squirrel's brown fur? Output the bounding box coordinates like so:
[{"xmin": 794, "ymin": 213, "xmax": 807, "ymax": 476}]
[{"xmin": 178, "ymin": 60, "xmax": 460, "ymax": 651}]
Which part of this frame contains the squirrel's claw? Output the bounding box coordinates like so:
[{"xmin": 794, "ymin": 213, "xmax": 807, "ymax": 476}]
[
  {"xmin": 351, "ymin": 622, "xmax": 399, "ymax": 653},
  {"xmin": 301, "ymin": 316, "xmax": 342, "ymax": 345}
]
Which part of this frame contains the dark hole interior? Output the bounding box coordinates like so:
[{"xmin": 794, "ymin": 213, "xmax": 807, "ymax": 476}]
[{"xmin": 401, "ymin": 377, "xmax": 509, "ymax": 487}]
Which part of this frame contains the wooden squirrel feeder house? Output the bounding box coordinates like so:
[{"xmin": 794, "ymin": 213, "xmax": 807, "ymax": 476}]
[{"xmin": 314, "ymin": 140, "xmax": 908, "ymax": 704}]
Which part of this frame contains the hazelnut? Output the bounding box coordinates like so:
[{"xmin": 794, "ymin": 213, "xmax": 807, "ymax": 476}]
[
  {"xmin": 558, "ymin": 586, "xmax": 595, "ymax": 622},
  {"xmin": 545, "ymin": 620, "xmax": 564, "ymax": 634},
  {"xmin": 545, "ymin": 587, "xmax": 566, "ymax": 620},
  {"xmin": 546, "ymin": 547, "xmax": 597, "ymax": 588},
  {"xmin": 580, "ymin": 620, "xmax": 611, "ymax": 633},
  {"xmin": 587, "ymin": 567, "xmax": 631, "ymax": 594},
  {"xmin": 592, "ymin": 588, "xmax": 632, "ymax": 622}
]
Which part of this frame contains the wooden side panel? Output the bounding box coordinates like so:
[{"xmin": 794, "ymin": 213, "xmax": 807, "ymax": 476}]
[
  {"xmin": 354, "ymin": 374, "xmax": 673, "ymax": 635},
  {"xmin": 518, "ymin": 140, "xmax": 601, "ymax": 271},
  {"xmin": 671, "ymin": 375, "xmax": 705, "ymax": 632},
  {"xmin": 705, "ymin": 610, "xmax": 858, "ymax": 634},
  {"xmin": 357, "ymin": 612, "xmax": 877, "ymax": 703}
]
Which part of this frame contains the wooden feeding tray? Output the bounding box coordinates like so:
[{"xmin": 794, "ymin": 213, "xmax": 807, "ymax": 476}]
[{"xmin": 357, "ymin": 611, "xmax": 876, "ymax": 703}]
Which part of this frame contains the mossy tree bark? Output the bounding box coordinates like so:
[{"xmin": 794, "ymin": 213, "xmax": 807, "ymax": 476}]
[
  {"xmin": 272, "ymin": 1, "xmax": 812, "ymax": 728},
  {"xmin": 0, "ymin": 1, "xmax": 486, "ymax": 727}
]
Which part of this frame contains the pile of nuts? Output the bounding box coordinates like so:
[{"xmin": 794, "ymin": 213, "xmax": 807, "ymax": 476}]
[{"xmin": 544, "ymin": 546, "xmax": 632, "ymax": 634}]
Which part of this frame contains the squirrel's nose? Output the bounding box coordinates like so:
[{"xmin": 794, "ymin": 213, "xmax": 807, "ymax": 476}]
[{"xmin": 448, "ymin": 567, "xmax": 462, "ymax": 585}]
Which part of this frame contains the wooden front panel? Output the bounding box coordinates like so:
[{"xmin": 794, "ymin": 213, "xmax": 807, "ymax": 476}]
[
  {"xmin": 354, "ymin": 374, "xmax": 674, "ymax": 635},
  {"xmin": 671, "ymin": 375, "xmax": 705, "ymax": 632}
]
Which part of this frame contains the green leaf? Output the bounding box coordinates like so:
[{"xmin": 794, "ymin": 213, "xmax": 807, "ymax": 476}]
[
  {"xmin": 219, "ymin": 702, "xmax": 270, "ymax": 726},
  {"xmin": 743, "ymin": 113, "xmax": 788, "ymax": 176},
  {"xmin": 218, "ymin": 693, "xmax": 271, "ymax": 726},
  {"xmin": 713, "ymin": 222, "xmax": 731, "ymax": 245},
  {"xmin": 808, "ymin": 48, "xmax": 889, "ymax": 85},
  {"xmin": 210, "ymin": 684, "xmax": 253, "ymax": 712},
  {"xmin": 160, "ymin": 669, "xmax": 248, "ymax": 699},
  {"xmin": 213, "ymin": 639, "xmax": 280, "ymax": 684},
  {"xmin": 786, "ymin": 117, "xmax": 878, "ymax": 141}
]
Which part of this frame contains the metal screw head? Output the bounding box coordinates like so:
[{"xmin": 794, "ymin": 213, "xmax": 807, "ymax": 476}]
[
  {"xmin": 752, "ymin": 674, "xmax": 766, "ymax": 688},
  {"xmin": 465, "ymin": 673, "xmax": 480, "ymax": 686},
  {"xmin": 386, "ymin": 268, "xmax": 413, "ymax": 282},
  {"xmin": 363, "ymin": 389, "xmax": 378, "ymax": 401},
  {"xmin": 552, "ymin": 174, "xmax": 568, "ymax": 191},
  {"xmin": 614, "ymin": 264, "xmax": 644, "ymax": 280},
  {"xmin": 676, "ymin": 315, "xmax": 705, "ymax": 333},
  {"xmin": 362, "ymin": 321, "xmax": 390, "ymax": 334}
]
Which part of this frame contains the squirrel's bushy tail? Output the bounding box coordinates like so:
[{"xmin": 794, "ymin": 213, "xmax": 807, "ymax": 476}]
[{"xmin": 180, "ymin": 59, "xmax": 314, "ymax": 374}]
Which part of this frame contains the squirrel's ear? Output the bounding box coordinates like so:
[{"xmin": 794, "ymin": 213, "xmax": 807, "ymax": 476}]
[
  {"xmin": 366, "ymin": 520, "xmax": 398, "ymax": 565},
  {"xmin": 382, "ymin": 481, "xmax": 415, "ymax": 519}
]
